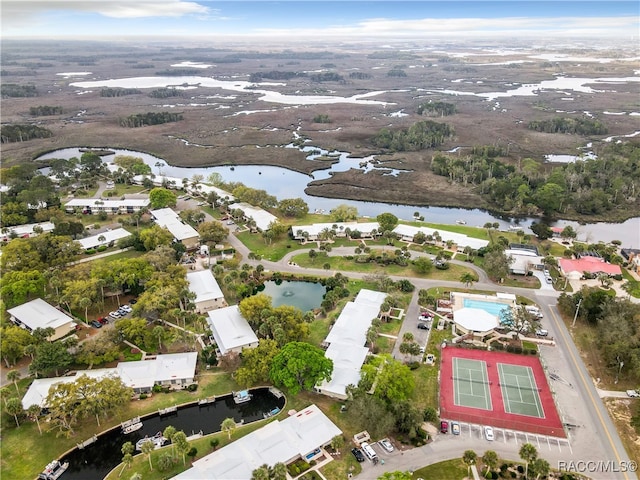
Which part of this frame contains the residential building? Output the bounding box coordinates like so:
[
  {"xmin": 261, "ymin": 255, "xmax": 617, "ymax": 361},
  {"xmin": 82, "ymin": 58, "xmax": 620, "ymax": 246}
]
[
  {"xmin": 64, "ymin": 198, "xmax": 149, "ymax": 215},
  {"xmin": 186, "ymin": 270, "xmax": 226, "ymax": 313},
  {"xmin": 76, "ymin": 227, "xmax": 131, "ymax": 250},
  {"xmin": 207, "ymin": 305, "xmax": 259, "ymax": 356},
  {"xmin": 7, "ymin": 298, "xmax": 76, "ymax": 341},
  {"xmin": 393, "ymin": 224, "xmax": 489, "ymax": 250},
  {"xmin": 558, "ymin": 256, "xmax": 622, "ymax": 277},
  {"xmin": 291, "ymin": 222, "xmax": 380, "ymax": 242},
  {"xmin": 504, "ymin": 248, "xmax": 544, "ymax": 275},
  {"xmin": 228, "ymin": 202, "xmax": 278, "ymax": 231},
  {"xmin": 317, "ymin": 289, "xmax": 386, "ymax": 400},
  {"xmin": 173, "ymin": 404, "xmax": 342, "ymax": 480},
  {"xmin": 151, "ymin": 207, "xmax": 200, "ymax": 248},
  {"xmin": 0, "ymin": 221, "xmax": 55, "ymax": 241},
  {"xmin": 21, "ymin": 352, "xmax": 198, "ymax": 408}
]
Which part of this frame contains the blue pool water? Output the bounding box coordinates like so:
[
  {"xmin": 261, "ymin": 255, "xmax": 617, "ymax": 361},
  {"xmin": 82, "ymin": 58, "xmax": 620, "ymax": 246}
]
[{"xmin": 463, "ymin": 299, "xmax": 511, "ymax": 317}]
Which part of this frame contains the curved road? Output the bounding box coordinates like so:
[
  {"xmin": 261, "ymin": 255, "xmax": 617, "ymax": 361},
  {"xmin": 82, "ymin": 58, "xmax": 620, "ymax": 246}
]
[{"xmin": 220, "ymin": 217, "xmax": 635, "ymax": 479}]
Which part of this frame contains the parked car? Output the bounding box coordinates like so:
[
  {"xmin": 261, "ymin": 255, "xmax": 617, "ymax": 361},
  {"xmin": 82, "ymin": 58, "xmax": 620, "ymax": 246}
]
[
  {"xmin": 119, "ymin": 305, "xmax": 132, "ymax": 313},
  {"xmin": 129, "ymin": 299, "xmax": 137, "ymax": 305},
  {"xmin": 484, "ymin": 426, "xmax": 495, "ymax": 441},
  {"xmin": 351, "ymin": 448, "xmax": 365, "ymax": 462},
  {"xmin": 545, "ymin": 276, "xmax": 553, "ymax": 284},
  {"xmin": 451, "ymin": 421, "xmax": 460, "ymax": 435},
  {"xmin": 440, "ymin": 421, "xmax": 448, "ymax": 433},
  {"xmin": 98, "ymin": 317, "xmax": 109, "ymax": 325},
  {"xmin": 226, "ymin": 220, "xmax": 235, "ymax": 225},
  {"xmin": 417, "ymin": 323, "xmax": 429, "ymax": 330},
  {"xmin": 379, "ymin": 438, "xmax": 394, "ymax": 452},
  {"xmin": 536, "ymin": 329, "xmax": 549, "ymax": 337},
  {"xmin": 626, "ymin": 390, "xmax": 640, "ymax": 398},
  {"xmin": 90, "ymin": 320, "xmax": 103, "ymax": 328},
  {"xmin": 109, "ymin": 311, "xmax": 122, "ymax": 319}
]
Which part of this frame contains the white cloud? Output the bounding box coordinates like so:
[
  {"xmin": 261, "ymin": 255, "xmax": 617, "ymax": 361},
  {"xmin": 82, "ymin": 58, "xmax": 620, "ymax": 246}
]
[{"xmin": 2, "ymin": 0, "xmax": 209, "ymax": 22}]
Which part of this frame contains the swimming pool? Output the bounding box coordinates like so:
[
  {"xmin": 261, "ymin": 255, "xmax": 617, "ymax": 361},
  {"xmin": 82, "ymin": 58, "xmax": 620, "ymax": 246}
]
[{"xmin": 463, "ymin": 299, "xmax": 512, "ymax": 317}]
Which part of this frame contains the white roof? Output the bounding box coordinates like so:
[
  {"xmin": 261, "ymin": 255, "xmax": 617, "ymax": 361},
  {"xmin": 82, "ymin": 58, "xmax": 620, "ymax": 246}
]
[
  {"xmin": 496, "ymin": 293, "xmax": 517, "ymax": 301},
  {"xmin": 21, "ymin": 369, "xmax": 118, "ymax": 409},
  {"xmin": 65, "ymin": 198, "xmax": 149, "ymax": 208},
  {"xmin": 7, "ymin": 298, "xmax": 75, "ymax": 332},
  {"xmin": 77, "ymin": 228, "xmax": 131, "ymax": 250},
  {"xmin": 207, "ymin": 306, "xmax": 259, "ymax": 355},
  {"xmin": 393, "ymin": 224, "xmax": 489, "ymax": 250},
  {"xmin": 151, "ymin": 208, "xmax": 200, "ymax": 241},
  {"xmin": 320, "ymin": 289, "xmax": 385, "ymax": 398},
  {"xmin": 0, "ymin": 221, "xmax": 55, "ymax": 239},
  {"xmin": 174, "ymin": 404, "xmax": 342, "ymax": 480},
  {"xmin": 319, "ymin": 344, "xmax": 369, "ymax": 397},
  {"xmin": 228, "ymin": 202, "xmax": 278, "ymax": 231},
  {"xmin": 454, "ymin": 307, "xmax": 500, "ymax": 332},
  {"xmin": 194, "ymin": 183, "xmax": 235, "ymax": 201},
  {"xmin": 117, "ymin": 352, "xmax": 198, "ymax": 390},
  {"xmin": 292, "ymin": 222, "xmax": 380, "ymax": 237},
  {"xmin": 131, "ymin": 175, "xmax": 184, "ymax": 187},
  {"xmin": 187, "ymin": 270, "xmax": 224, "ymax": 303}
]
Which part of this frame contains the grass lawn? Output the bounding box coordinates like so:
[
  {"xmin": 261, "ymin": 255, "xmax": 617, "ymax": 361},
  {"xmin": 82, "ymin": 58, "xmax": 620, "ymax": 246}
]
[
  {"xmin": 621, "ymin": 269, "xmax": 640, "ymax": 298},
  {"xmin": 379, "ymin": 318, "xmax": 403, "ymax": 336},
  {"xmin": 411, "ymin": 458, "xmax": 469, "ymax": 480},
  {"xmin": 236, "ymin": 230, "xmax": 303, "ymax": 261},
  {"xmin": 82, "ymin": 248, "xmax": 144, "ymax": 263},
  {"xmin": 375, "ymin": 336, "xmax": 394, "ymax": 355}
]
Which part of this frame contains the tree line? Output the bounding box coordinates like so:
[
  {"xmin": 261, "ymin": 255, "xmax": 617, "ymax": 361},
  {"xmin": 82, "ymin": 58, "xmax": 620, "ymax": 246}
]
[
  {"xmin": 0, "ymin": 124, "xmax": 52, "ymax": 143},
  {"xmin": 431, "ymin": 142, "xmax": 640, "ymax": 217},
  {"xmin": 309, "ymin": 72, "xmax": 345, "ymax": 83},
  {"xmin": 349, "ymin": 72, "xmax": 372, "ymax": 80},
  {"xmin": 100, "ymin": 88, "xmax": 142, "ymax": 97},
  {"xmin": 248, "ymin": 71, "xmax": 301, "ymax": 82},
  {"xmin": 148, "ymin": 88, "xmax": 183, "ymax": 98},
  {"xmin": 29, "ymin": 105, "xmax": 63, "ymax": 116},
  {"xmin": 119, "ymin": 112, "xmax": 183, "ymax": 128},
  {"xmin": 528, "ymin": 116, "xmax": 608, "ymax": 135},
  {"xmin": 372, "ymin": 120, "xmax": 454, "ymax": 151},
  {"xmin": 1, "ymin": 84, "xmax": 37, "ymax": 98},
  {"xmin": 416, "ymin": 101, "xmax": 456, "ymax": 117}
]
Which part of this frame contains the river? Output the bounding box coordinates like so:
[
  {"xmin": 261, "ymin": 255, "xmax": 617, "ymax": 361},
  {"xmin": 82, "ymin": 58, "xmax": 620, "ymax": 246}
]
[{"xmin": 36, "ymin": 147, "xmax": 640, "ymax": 246}]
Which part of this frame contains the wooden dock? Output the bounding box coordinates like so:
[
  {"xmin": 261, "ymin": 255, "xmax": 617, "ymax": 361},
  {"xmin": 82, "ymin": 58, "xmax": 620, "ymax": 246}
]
[
  {"xmin": 77, "ymin": 435, "xmax": 97, "ymax": 449},
  {"xmin": 198, "ymin": 396, "xmax": 215, "ymax": 406},
  {"xmin": 158, "ymin": 405, "xmax": 177, "ymax": 416},
  {"xmin": 121, "ymin": 416, "xmax": 141, "ymax": 429}
]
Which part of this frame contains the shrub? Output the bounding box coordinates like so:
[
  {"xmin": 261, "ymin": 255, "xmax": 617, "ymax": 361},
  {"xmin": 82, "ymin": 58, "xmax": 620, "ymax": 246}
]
[
  {"xmin": 85, "ymin": 248, "xmax": 96, "ymax": 255},
  {"xmin": 423, "ymin": 406, "xmax": 438, "ymax": 422},
  {"xmin": 139, "ymin": 393, "xmax": 148, "ymax": 399},
  {"xmin": 407, "ymin": 361, "xmax": 421, "ymax": 370},
  {"xmin": 517, "ymin": 465, "xmax": 524, "ymax": 474},
  {"xmin": 96, "ymin": 245, "xmax": 108, "ymax": 252},
  {"xmin": 187, "ymin": 383, "xmax": 198, "ymax": 391},
  {"xmin": 153, "ymin": 384, "xmax": 163, "ymax": 393}
]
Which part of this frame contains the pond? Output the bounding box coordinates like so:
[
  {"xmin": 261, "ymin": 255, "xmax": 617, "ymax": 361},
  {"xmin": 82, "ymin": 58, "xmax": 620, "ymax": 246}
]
[
  {"xmin": 59, "ymin": 387, "xmax": 285, "ymax": 480},
  {"xmin": 35, "ymin": 147, "xmax": 640, "ymax": 246},
  {"xmin": 257, "ymin": 280, "xmax": 326, "ymax": 312}
]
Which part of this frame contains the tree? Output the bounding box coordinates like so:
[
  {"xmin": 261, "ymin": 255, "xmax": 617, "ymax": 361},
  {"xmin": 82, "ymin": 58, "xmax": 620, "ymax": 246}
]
[
  {"xmin": 278, "ymin": 198, "xmax": 309, "ymax": 217},
  {"xmin": 482, "ymin": 450, "xmax": 499, "ymax": 475},
  {"xmin": 221, "ymin": 417, "xmax": 237, "ymax": 439},
  {"xmin": 163, "ymin": 425, "xmax": 177, "ymax": 456},
  {"xmin": 121, "ymin": 442, "xmax": 135, "ymax": 475},
  {"xmin": 376, "ymin": 212, "xmax": 399, "ymax": 233},
  {"xmin": 6, "ymin": 397, "xmax": 23, "ymax": 427},
  {"xmin": 330, "ymin": 204, "xmax": 358, "ymax": 222},
  {"xmin": 269, "ymin": 342, "xmax": 333, "ymax": 395},
  {"xmin": 7, "ymin": 370, "xmax": 21, "ymax": 394},
  {"xmin": 459, "ymin": 272, "xmax": 478, "ymax": 288},
  {"xmin": 210, "ymin": 438, "xmax": 220, "ymax": 451},
  {"xmin": 30, "ymin": 341, "xmax": 73, "ymax": 377},
  {"xmin": 76, "ymin": 337, "xmax": 120, "ymax": 369},
  {"xmin": 149, "ymin": 187, "xmax": 177, "ymax": 209},
  {"xmin": 308, "ymin": 249, "xmax": 317, "ymax": 263},
  {"xmin": 530, "ymin": 222, "xmax": 553, "ymax": 240},
  {"xmin": 530, "ymin": 458, "xmax": 550, "ymax": 480},
  {"xmin": 0, "ymin": 325, "xmax": 32, "ymax": 367},
  {"xmin": 139, "ymin": 224, "xmax": 174, "ymax": 251},
  {"xmin": 330, "ymin": 434, "xmax": 345, "ymax": 450},
  {"xmin": 399, "ymin": 341, "xmax": 421, "ymax": 358},
  {"xmin": 484, "ymin": 249, "xmax": 512, "ymax": 282},
  {"xmin": 27, "ymin": 404, "xmax": 43, "ymax": 434},
  {"xmin": 272, "ymin": 462, "xmax": 287, "ymax": 480},
  {"xmin": 519, "ymin": 443, "xmax": 538, "ymax": 478},
  {"xmin": 141, "ymin": 438, "xmax": 156, "ymax": 470},
  {"xmin": 172, "ymin": 430, "xmax": 190, "ymax": 465},
  {"xmin": 462, "ymin": 450, "xmax": 477, "ymax": 476},
  {"xmin": 153, "ymin": 325, "xmax": 166, "ymax": 351},
  {"xmin": 377, "ymin": 471, "xmax": 413, "ymax": 480},
  {"xmin": 251, "ymin": 465, "xmax": 270, "ymax": 480},
  {"xmin": 534, "ymin": 182, "xmax": 565, "ymax": 214},
  {"xmin": 412, "ymin": 256, "xmax": 433, "ymax": 275},
  {"xmin": 348, "ymin": 394, "xmax": 395, "ymax": 439},
  {"xmin": 235, "ymin": 339, "xmax": 280, "ymax": 387},
  {"xmin": 374, "ymin": 357, "xmax": 415, "ymax": 402},
  {"xmin": 198, "ymin": 220, "xmax": 229, "ymax": 245}
]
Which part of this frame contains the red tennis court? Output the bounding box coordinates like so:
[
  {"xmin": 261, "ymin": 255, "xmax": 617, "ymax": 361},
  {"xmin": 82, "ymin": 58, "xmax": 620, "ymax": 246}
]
[{"xmin": 440, "ymin": 346, "xmax": 565, "ymax": 438}]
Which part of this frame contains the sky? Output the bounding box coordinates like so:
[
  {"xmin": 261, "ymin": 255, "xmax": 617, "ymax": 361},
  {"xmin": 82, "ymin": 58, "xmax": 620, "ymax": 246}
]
[{"xmin": 1, "ymin": 1, "xmax": 639, "ymax": 40}]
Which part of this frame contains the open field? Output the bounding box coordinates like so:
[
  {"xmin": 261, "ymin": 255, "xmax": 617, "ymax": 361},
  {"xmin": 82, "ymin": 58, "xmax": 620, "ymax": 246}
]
[{"xmin": 2, "ymin": 40, "xmax": 639, "ymax": 220}]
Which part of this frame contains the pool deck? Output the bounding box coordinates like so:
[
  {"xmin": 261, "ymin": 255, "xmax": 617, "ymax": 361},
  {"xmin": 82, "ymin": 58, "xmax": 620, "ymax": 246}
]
[{"xmin": 450, "ymin": 291, "xmax": 515, "ymax": 313}]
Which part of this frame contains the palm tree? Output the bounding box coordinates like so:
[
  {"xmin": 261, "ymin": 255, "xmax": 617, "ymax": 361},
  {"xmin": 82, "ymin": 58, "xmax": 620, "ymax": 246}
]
[
  {"xmin": 163, "ymin": 425, "xmax": 177, "ymax": 456},
  {"xmin": 140, "ymin": 439, "xmax": 155, "ymax": 470},
  {"xmin": 271, "ymin": 462, "xmax": 287, "ymax": 480},
  {"xmin": 462, "ymin": 450, "xmax": 477, "ymax": 476},
  {"xmin": 26, "ymin": 404, "xmax": 42, "ymax": 435},
  {"xmin": 459, "ymin": 272, "xmax": 478, "ymax": 288},
  {"xmin": 519, "ymin": 443, "xmax": 538, "ymax": 478},
  {"xmin": 221, "ymin": 417, "xmax": 237, "ymax": 439},
  {"xmin": 482, "ymin": 450, "xmax": 499, "ymax": 476},
  {"xmin": 7, "ymin": 370, "xmax": 21, "ymax": 394},
  {"xmin": 251, "ymin": 465, "xmax": 270, "ymax": 480},
  {"xmin": 402, "ymin": 332, "xmax": 414, "ymax": 342},
  {"xmin": 79, "ymin": 296, "xmax": 92, "ymax": 322},
  {"xmin": 531, "ymin": 458, "xmax": 550, "ymax": 480},
  {"xmin": 153, "ymin": 326, "xmax": 166, "ymax": 351},
  {"xmin": 5, "ymin": 397, "xmax": 23, "ymax": 427}
]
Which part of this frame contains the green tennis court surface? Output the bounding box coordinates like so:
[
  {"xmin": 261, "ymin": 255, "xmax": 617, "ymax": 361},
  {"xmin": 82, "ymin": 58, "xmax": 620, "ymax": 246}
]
[
  {"xmin": 498, "ymin": 363, "xmax": 545, "ymax": 418},
  {"xmin": 452, "ymin": 357, "xmax": 492, "ymax": 410}
]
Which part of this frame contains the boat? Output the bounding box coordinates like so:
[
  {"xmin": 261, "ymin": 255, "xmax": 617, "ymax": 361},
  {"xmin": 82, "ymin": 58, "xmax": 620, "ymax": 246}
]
[
  {"xmin": 122, "ymin": 421, "xmax": 143, "ymax": 434},
  {"xmin": 135, "ymin": 432, "xmax": 167, "ymax": 451},
  {"xmin": 38, "ymin": 460, "xmax": 69, "ymax": 480},
  {"xmin": 456, "ymin": 220, "xmax": 467, "ymax": 225},
  {"xmin": 509, "ymin": 225, "xmax": 523, "ymax": 231},
  {"xmin": 263, "ymin": 407, "xmax": 280, "ymax": 419},
  {"xmin": 233, "ymin": 390, "xmax": 252, "ymax": 404}
]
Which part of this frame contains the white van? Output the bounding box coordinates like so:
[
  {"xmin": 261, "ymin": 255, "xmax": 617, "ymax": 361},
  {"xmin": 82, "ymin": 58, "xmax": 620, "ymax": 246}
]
[
  {"xmin": 525, "ymin": 306, "xmax": 543, "ymax": 319},
  {"xmin": 360, "ymin": 442, "xmax": 378, "ymax": 461}
]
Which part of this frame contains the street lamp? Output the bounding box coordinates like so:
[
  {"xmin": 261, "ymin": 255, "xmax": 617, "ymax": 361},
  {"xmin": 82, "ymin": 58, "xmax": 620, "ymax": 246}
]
[{"xmin": 571, "ymin": 298, "xmax": 583, "ymax": 328}]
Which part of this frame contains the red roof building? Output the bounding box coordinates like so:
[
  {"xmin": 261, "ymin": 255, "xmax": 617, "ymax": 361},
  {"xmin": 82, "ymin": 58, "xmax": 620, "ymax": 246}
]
[{"xmin": 559, "ymin": 256, "xmax": 622, "ymax": 276}]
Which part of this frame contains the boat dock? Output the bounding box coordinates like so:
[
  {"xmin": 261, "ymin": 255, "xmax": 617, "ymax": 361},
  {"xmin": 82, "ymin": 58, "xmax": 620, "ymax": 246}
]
[
  {"xmin": 158, "ymin": 406, "xmax": 177, "ymax": 416},
  {"xmin": 269, "ymin": 387, "xmax": 284, "ymax": 399},
  {"xmin": 186, "ymin": 430, "xmax": 204, "ymax": 441},
  {"xmin": 77, "ymin": 435, "xmax": 97, "ymax": 449},
  {"xmin": 121, "ymin": 416, "xmax": 141, "ymax": 429},
  {"xmin": 198, "ymin": 396, "xmax": 215, "ymax": 406}
]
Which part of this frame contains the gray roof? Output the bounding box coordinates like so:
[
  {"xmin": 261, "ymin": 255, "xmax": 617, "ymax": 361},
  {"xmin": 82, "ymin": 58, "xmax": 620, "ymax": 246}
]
[
  {"xmin": 207, "ymin": 306, "xmax": 259, "ymax": 355},
  {"xmin": 7, "ymin": 298, "xmax": 75, "ymax": 332},
  {"xmin": 187, "ymin": 270, "xmax": 224, "ymax": 303},
  {"xmin": 174, "ymin": 404, "xmax": 342, "ymax": 480}
]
